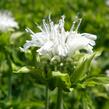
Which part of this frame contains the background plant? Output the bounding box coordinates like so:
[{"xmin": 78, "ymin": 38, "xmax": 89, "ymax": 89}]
[{"xmin": 0, "ymin": 0, "xmax": 109, "ymax": 109}]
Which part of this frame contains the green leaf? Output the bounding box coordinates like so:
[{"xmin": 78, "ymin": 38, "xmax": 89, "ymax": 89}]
[
  {"xmin": 48, "ymin": 71, "xmax": 71, "ymax": 91},
  {"xmin": 71, "ymin": 53, "xmax": 95, "ymax": 84},
  {"xmin": 13, "ymin": 66, "xmax": 30, "ymax": 73},
  {"xmin": 81, "ymin": 92, "xmax": 96, "ymax": 109},
  {"xmin": 13, "ymin": 66, "xmax": 46, "ymax": 85},
  {"xmin": 83, "ymin": 75, "xmax": 109, "ymax": 87}
]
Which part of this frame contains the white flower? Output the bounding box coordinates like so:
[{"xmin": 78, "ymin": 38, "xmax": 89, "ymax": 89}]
[
  {"xmin": 106, "ymin": 0, "xmax": 109, "ymax": 6},
  {"xmin": 20, "ymin": 16, "xmax": 97, "ymax": 57},
  {"xmin": 106, "ymin": 70, "xmax": 109, "ymax": 77},
  {"xmin": 0, "ymin": 10, "xmax": 18, "ymax": 32}
]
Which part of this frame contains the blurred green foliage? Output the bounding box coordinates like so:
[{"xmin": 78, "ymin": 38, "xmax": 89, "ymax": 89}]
[{"xmin": 0, "ymin": 0, "xmax": 109, "ymax": 109}]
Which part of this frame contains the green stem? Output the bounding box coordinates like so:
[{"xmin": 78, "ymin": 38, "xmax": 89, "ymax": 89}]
[
  {"xmin": 56, "ymin": 88, "xmax": 63, "ymax": 109},
  {"xmin": 7, "ymin": 54, "xmax": 12, "ymax": 100},
  {"xmin": 45, "ymin": 85, "xmax": 49, "ymax": 109}
]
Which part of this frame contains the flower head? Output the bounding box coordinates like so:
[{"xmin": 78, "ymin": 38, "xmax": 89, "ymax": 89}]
[
  {"xmin": 21, "ymin": 16, "xmax": 97, "ymax": 58},
  {"xmin": 0, "ymin": 10, "xmax": 18, "ymax": 32},
  {"xmin": 106, "ymin": 0, "xmax": 109, "ymax": 6},
  {"xmin": 106, "ymin": 70, "xmax": 109, "ymax": 76}
]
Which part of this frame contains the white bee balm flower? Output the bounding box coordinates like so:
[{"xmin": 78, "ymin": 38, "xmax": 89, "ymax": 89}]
[
  {"xmin": 106, "ymin": 0, "xmax": 109, "ymax": 6},
  {"xmin": 21, "ymin": 16, "xmax": 97, "ymax": 57},
  {"xmin": 0, "ymin": 11, "xmax": 18, "ymax": 32}
]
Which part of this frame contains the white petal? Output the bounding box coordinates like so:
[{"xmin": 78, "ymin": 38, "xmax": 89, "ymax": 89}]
[
  {"xmin": 20, "ymin": 40, "xmax": 37, "ymax": 51},
  {"xmin": 67, "ymin": 36, "xmax": 91, "ymax": 54},
  {"xmin": 31, "ymin": 32, "xmax": 49, "ymax": 46},
  {"xmin": 88, "ymin": 40, "xmax": 96, "ymax": 46},
  {"xmin": 84, "ymin": 45, "xmax": 93, "ymax": 54},
  {"xmin": 81, "ymin": 33, "xmax": 97, "ymax": 40},
  {"xmin": 37, "ymin": 41, "xmax": 53, "ymax": 55},
  {"xmin": 57, "ymin": 45, "xmax": 66, "ymax": 56}
]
